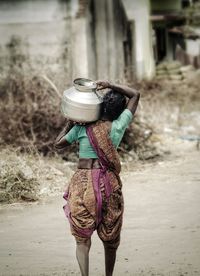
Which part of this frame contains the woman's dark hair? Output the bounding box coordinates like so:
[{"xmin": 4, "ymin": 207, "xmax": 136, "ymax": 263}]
[{"xmin": 102, "ymin": 89, "xmax": 126, "ymax": 121}]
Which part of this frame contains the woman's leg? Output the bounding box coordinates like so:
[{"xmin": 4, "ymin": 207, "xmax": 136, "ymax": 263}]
[
  {"xmin": 103, "ymin": 244, "xmax": 117, "ymax": 276},
  {"xmin": 103, "ymin": 235, "xmax": 120, "ymax": 276},
  {"xmin": 76, "ymin": 238, "xmax": 91, "ymax": 276}
]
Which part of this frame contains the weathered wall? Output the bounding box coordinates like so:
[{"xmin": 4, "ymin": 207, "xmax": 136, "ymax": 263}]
[
  {"xmin": 70, "ymin": 0, "xmax": 90, "ymax": 79},
  {"xmin": 122, "ymin": 0, "xmax": 155, "ymax": 80},
  {"xmin": 71, "ymin": 17, "xmax": 89, "ymax": 79},
  {"xmin": 0, "ymin": 0, "xmax": 127, "ymax": 83},
  {"xmin": 0, "ymin": 0, "xmax": 72, "ymax": 88},
  {"xmin": 87, "ymin": 0, "xmax": 127, "ymax": 81},
  {"xmin": 186, "ymin": 38, "xmax": 200, "ymax": 56}
]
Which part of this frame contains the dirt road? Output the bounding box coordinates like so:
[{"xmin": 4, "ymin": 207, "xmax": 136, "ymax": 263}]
[{"xmin": 0, "ymin": 149, "xmax": 200, "ymax": 276}]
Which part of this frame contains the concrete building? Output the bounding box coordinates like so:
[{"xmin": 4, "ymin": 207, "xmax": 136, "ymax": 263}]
[
  {"xmin": 1, "ymin": 0, "xmax": 197, "ymax": 83},
  {"xmin": 122, "ymin": 0, "xmax": 155, "ymax": 80},
  {"xmin": 151, "ymin": 0, "xmax": 184, "ymax": 62},
  {"xmin": 152, "ymin": 0, "xmax": 200, "ymax": 69},
  {"xmin": 71, "ymin": 0, "xmax": 130, "ymax": 81},
  {"xmin": 75, "ymin": 0, "xmax": 155, "ymax": 81},
  {"xmin": 75, "ymin": 0, "xmax": 184, "ymax": 81}
]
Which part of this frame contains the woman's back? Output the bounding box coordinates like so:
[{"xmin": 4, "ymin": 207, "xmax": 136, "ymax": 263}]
[{"xmin": 65, "ymin": 109, "xmax": 133, "ymax": 158}]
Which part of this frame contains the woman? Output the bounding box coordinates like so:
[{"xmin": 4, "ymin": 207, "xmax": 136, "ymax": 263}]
[{"xmin": 55, "ymin": 80, "xmax": 140, "ymax": 276}]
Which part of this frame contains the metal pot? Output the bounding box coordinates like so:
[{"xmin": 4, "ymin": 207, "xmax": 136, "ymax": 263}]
[{"xmin": 61, "ymin": 78, "xmax": 103, "ymax": 123}]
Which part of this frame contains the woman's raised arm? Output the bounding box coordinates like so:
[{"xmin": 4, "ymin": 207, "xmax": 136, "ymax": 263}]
[{"xmin": 96, "ymin": 80, "xmax": 140, "ymax": 115}]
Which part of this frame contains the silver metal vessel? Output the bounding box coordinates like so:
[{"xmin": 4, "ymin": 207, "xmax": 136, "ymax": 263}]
[{"xmin": 61, "ymin": 78, "xmax": 103, "ymax": 122}]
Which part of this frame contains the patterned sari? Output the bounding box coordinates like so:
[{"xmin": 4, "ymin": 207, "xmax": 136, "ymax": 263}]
[{"xmin": 63, "ymin": 121, "xmax": 124, "ymax": 243}]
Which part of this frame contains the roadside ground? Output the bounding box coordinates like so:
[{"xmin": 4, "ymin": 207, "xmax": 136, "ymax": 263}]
[{"xmin": 0, "ymin": 144, "xmax": 199, "ymax": 276}]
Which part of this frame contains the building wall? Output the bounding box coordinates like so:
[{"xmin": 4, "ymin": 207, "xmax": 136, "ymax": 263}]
[
  {"xmin": 186, "ymin": 39, "xmax": 200, "ymax": 56},
  {"xmin": 122, "ymin": 0, "xmax": 155, "ymax": 80},
  {"xmin": 0, "ymin": 0, "xmax": 72, "ymax": 88},
  {"xmin": 87, "ymin": 0, "xmax": 126, "ymax": 81},
  {"xmin": 0, "ymin": 0, "xmax": 134, "ymax": 83},
  {"xmin": 150, "ymin": 0, "xmax": 184, "ymax": 64}
]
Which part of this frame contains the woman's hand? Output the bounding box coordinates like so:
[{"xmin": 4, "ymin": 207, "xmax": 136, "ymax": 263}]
[
  {"xmin": 96, "ymin": 80, "xmax": 112, "ymax": 90},
  {"xmin": 54, "ymin": 120, "xmax": 73, "ymax": 150}
]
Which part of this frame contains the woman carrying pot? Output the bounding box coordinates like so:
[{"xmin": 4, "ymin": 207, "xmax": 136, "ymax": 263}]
[{"xmin": 55, "ymin": 80, "xmax": 140, "ymax": 276}]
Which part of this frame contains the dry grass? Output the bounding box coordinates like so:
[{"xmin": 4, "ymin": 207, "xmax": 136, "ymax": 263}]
[
  {"xmin": 1, "ymin": 73, "xmax": 200, "ymax": 203},
  {"xmin": 0, "ymin": 69, "xmax": 68, "ymax": 155},
  {"xmin": 0, "ymin": 67, "xmax": 157, "ymax": 159},
  {"xmin": 0, "ymin": 148, "xmax": 74, "ymax": 203},
  {"xmin": 1, "ymin": 65, "xmax": 199, "ymax": 160},
  {"xmin": 0, "ymin": 148, "xmax": 39, "ymax": 203}
]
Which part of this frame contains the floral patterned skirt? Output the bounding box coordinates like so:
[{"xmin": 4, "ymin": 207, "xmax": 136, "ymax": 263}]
[{"xmin": 63, "ymin": 168, "xmax": 124, "ymax": 244}]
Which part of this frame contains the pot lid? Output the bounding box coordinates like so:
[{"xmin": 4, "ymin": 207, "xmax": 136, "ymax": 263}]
[{"xmin": 73, "ymin": 78, "xmax": 97, "ymax": 92}]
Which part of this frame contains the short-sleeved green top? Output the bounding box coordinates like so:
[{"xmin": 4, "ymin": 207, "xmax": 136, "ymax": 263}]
[{"xmin": 65, "ymin": 109, "xmax": 133, "ymax": 158}]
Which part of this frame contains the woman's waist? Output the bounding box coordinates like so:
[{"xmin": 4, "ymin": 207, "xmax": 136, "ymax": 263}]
[
  {"xmin": 77, "ymin": 158, "xmax": 101, "ymax": 169},
  {"xmin": 74, "ymin": 159, "xmax": 121, "ymax": 192}
]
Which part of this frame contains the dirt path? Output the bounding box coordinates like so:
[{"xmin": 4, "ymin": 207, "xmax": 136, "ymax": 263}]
[{"xmin": 0, "ymin": 149, "xmax": 200, "ymax": 276}]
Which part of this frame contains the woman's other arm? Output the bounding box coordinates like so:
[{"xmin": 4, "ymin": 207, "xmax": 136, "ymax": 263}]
[
  {"xmin": 54, "ymin": 121, "xmax": 73, "ymax": 150},
  {"xmin": 97, "ymin": 81, "xmax": 140, "ymax": 115}
]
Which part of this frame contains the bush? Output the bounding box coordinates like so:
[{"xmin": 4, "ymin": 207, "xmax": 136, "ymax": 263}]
[{"xmin": 0, "ymin": 69, "xmax": 68, "ymax": 155}]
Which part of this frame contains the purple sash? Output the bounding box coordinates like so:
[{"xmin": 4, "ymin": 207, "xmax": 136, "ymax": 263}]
[{"xmin": 86, "ymin": 126, "xmax": 113, "ymax": 225}]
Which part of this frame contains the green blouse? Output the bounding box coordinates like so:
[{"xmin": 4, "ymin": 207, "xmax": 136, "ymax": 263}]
[{"xmin": 65, "ymin": 109, "xmax": 133, "ymax": 158}]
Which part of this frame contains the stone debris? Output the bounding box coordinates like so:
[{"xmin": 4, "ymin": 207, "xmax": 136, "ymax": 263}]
[
  {"xmin": 156, "ymin": 61, "xmax": 196, "ymax": 82},
  {"xmin": 0, "ymin": 153, "xmax": 39, "ymax": 203},
  {"xmin": 0, "ymin": 149, "xmax": 73, "ymax": 204}
]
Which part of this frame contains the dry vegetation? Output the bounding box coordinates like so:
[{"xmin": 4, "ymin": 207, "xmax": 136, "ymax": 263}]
[
  {"xmin": 0, "ymin": 67, "xmax": 159, "ymax": 159},
  {"xmin": 1, "ymin": 62, "xmax": 200, "ymax": 203},
  {"xmin": 0, "ymin": 148, "xmax": 74, "ymax": 203},
  {"xmin": 0, "ymin": 66, "xmax": 200, "ymax": 158},
  {"xmin": 0, "ymin": 35, "xmax": 72, "ymax": 155},
  {"xmin": 0, "ymin": 149, "xmax": 40, "ymax": 203},
  {"xmin": 0, "ymin": 71, "xmax": 65, "ymax": 154},
  {"xmin": 0, "ymin": 68, "xmax": 157, "ymax": 204}
]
